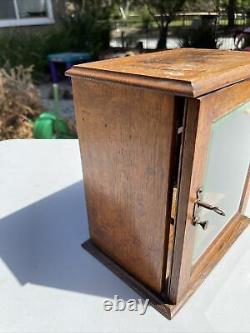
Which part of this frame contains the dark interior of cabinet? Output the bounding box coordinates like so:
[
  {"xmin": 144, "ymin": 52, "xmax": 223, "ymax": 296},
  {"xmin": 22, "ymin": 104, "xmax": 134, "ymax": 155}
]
[{"xmin": 165, "ymin": 97, "xmax": 186, "ymax": 291}]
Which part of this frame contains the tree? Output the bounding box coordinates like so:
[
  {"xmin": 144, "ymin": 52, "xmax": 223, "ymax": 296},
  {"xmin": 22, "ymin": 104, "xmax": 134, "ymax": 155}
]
[
  {"xmin": 116, "ymin": 0, "xmax": 136, "ymax": 19},
  {"xmin": 227, "ymin": 0, "xmax": 237, "ymax": 26},
  {"xmin": 63, "ymin": 0, "xmax": 115, "ymax": 56},
  {"xmin": 216, "ymin": 0, "xmax": 250, "ymax": 27},
  {"xmin": 184, "ymin": 0, "xmax": 217, "ymax": 12},
  {"xmin": 67, "ymin": 0, "xmax": 114, "ymax": 15},
  {"xmin": 141, "ymin": 0, "xmax": 187, "ymax": 49}
]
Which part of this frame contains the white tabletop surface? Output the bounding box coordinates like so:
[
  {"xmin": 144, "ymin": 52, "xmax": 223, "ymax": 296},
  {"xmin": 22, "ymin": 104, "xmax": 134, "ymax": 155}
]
[{"xmin": 0, "ymin": 139, "xmax": 250, "ymax": 333}]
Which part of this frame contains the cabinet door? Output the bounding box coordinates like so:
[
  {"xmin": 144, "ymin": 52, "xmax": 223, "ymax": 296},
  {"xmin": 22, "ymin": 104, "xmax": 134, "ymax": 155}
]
[
  {"xmin": 72, "ymin": 79, "xmax": 175, "ymax": 293},
  {"xmin": 169, "ymin": 81, "xmax": 250, "ymax": 303},
  {"xmin": 192, "ymin": 100, "xmax": 250, "ymax": 263}
]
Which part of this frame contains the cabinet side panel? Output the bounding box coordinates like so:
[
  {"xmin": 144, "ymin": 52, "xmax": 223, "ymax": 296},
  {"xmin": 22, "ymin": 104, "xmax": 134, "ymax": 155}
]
[{"xmin": 72, "ymin": 79, "xmax": 175, "ymax": 293}]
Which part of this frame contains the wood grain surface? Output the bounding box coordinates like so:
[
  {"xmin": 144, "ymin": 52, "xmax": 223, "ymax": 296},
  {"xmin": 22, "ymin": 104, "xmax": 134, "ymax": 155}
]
[
  {"xmin": 67, "ymin": 49, "xmax": 250, "ymax": 97},
  {"xmin": 69, "ymin": 50, "xmax": 250, "ymax": 315},
  {"xmin": 72, "ymin": 78, "xmax": 175, "ymax": 293}
]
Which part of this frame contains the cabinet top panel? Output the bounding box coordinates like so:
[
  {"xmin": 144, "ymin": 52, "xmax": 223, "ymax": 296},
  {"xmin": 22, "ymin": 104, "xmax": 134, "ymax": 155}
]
[{"xmin": 67, "ymin": 48, "xmax": 250, "ymax": 97}]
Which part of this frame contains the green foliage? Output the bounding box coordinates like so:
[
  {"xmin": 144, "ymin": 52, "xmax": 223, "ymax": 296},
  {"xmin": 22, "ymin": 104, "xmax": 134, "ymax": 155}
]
[
  {"xmin": 59, "ymin": 11, "xmax": 111, "ymax": 56},
  {"xmin": 140, "ymin": 0, "xmax": 188, "ymax": 49},
  {"xmin": 217, "ymin": 0, "xmax": 250, "ymax": 11},
  {"xmin": 111, "ymin": 3, "xmax": 123, "ymax": 19},
  {"xmin": 139, "ymin": 4, "xmax": 155, "ymax": 29},
  {"xmin": 142, "ymin": 0, "xmax": 189, "ymax": 21},
  {"xmin": 184, "ymin": 0, "xmax": 217, "ymax": 12},
  {"xmin": 0, "ymin": 2, "xmax": 112, "ymax": 80},
  {"xmin": 0, "ymin": 31, "xmax": 45, "ymax": 80},
  {"xmin": 215, "ymin": 0, "xmax": 250, "ymax": 26}
]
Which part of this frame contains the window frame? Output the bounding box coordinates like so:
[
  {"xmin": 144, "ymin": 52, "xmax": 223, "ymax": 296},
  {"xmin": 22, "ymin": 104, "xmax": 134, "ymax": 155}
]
[{"xmin": 0, "ymin": 0, "xmax": 54, "ymax": 28}]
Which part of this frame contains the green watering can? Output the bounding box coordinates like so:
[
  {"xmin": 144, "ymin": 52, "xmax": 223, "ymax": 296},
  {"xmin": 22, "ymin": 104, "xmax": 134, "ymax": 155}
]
[{"xmin": 33, "ymin": 84, "xmax": 76, "ymax": 139}]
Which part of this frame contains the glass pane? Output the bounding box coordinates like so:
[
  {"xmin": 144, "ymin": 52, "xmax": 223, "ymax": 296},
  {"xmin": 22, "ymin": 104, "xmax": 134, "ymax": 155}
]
[
  {"xmin": 192, "ymin": 101, "xmax": 250, "ymax": 263},
  {"xmin": 17, "ymin": 0, "xmax": 47, "ymax": 18},
  {"xmin": 0, "ymin": 0, "xmax": 16, "ymax": 19}
]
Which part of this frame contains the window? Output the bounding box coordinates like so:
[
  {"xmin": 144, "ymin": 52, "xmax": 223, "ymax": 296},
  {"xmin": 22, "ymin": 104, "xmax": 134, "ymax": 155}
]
[{"xmin": 0, "ymin": 0, "xmax": 54, "ymax": 28}]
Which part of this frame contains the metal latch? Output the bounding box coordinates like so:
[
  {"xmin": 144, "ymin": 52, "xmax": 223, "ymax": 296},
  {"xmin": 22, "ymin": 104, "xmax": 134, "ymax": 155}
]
[{"xmin": 193, "ymin": 188, "xmax": 226, "ymax": 230}]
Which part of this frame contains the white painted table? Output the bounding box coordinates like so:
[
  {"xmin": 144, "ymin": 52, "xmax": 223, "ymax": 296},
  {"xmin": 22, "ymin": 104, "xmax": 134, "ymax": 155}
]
[{"xmin": 0, "ymin": 139, "xmax": 250, "ymax": 333}]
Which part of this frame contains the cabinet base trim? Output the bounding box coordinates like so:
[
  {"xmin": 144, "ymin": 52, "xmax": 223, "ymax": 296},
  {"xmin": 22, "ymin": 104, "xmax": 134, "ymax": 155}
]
[{"xmin": 82, "ymin": 215, "xmax": 250, "ymax": 320}]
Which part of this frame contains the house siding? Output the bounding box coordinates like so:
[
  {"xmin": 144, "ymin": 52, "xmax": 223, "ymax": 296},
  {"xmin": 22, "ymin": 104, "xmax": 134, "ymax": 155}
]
[{"xmin": 0, "ymin": 0, "xmax": 65, "ymax": 33}]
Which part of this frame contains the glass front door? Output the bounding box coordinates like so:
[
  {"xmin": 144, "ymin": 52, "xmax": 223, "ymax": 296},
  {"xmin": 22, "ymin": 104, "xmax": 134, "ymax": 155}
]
[{"xmin": 192, "ymin": 101, "xmax": 250, "ymax": 263}]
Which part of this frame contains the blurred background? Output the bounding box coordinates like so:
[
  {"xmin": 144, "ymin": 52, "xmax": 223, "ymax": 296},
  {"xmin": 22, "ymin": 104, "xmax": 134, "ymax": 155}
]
[{"xmin": 0, "ymin": 0, "xmax": 250, "ymax": 140}]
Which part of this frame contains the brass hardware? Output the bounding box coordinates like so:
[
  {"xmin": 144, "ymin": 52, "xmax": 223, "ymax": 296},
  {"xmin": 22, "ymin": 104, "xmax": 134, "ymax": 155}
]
[
  {"xmin": 196, "ymin": 201, "xmax": 225, "ymax": 216},
  {"xmin": 171, "ymin": 187, "xmax": 177, "ymax": 220},
  {"xmin": 193, "ymin": 187, "xmax": 226, "ymax": 229}
]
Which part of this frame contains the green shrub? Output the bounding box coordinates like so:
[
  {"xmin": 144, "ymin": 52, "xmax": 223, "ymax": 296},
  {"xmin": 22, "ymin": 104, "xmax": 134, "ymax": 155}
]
[
  {"xmin": 0, "ymin": 31, "xmax": 45, "ymax": 78},
  {"xmin": 0, "ymin": 12, "xmax": 111, "ymax": 80}
]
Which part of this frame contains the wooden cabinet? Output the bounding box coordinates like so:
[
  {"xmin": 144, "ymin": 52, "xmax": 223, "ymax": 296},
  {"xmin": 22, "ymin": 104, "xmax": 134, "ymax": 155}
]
[{"xmin": 67, "ymin": 48, "xmax": 250, "ymax": 319}]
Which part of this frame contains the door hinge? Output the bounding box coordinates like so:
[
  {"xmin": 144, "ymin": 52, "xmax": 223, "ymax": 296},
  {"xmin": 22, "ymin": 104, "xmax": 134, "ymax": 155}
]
[{"xmin": 171, "ymin": 187, "xmax": 178, "ymax": 220}]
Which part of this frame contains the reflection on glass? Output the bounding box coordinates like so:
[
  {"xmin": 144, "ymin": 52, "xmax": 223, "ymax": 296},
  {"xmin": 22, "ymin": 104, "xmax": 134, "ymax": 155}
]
[
  {"xmin": 17, "ymin": 0, "xmax": 47, "ymax": 18},
  {"xmin": 0, "ymin": 0, "xmax": 16, "ymax": 19},
  {"xmin": 192, "ymin": 101, "xmax": 250, "ymax": 263}
]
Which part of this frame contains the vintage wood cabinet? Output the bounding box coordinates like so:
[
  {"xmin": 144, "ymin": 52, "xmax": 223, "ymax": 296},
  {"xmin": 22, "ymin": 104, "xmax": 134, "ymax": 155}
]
[{"xmin": 67, "ymin": 48, "xmax": 250, "ymax": 319}]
